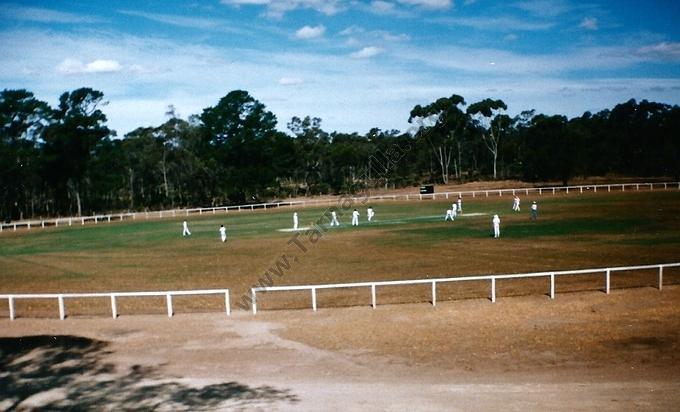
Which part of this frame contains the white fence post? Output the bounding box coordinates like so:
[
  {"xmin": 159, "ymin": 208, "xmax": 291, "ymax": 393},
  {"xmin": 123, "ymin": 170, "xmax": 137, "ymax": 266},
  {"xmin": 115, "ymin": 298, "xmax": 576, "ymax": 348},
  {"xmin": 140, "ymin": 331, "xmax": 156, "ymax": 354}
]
[
  {"xmin": 225, "ymin": 292, "xmax": 231, "ymax": 316},
  {"xmin": 58, "ymin": 295, "xmax": 65, "ymax": 320},
  {"xmin": 252, "ymin": 289, "xmax": 257, "ymax": 314},
  {"xmin": 166, "ymin": 294, "xmax": 173, "ymax": 317},
  {"xmin": 658, "ymin": 266, "xmax": 663, "ymax": 291},
  {"xmin": 432, "ymin": 281, "xmax": 437, "ymax": 306},
  {"xmin": 312, "ymin": 287, "xmax": 317, "ymax": 312},
  {"xmin": 490, "ymin": 278, "xmax": 496, "ymax": 303},
  {"xmin": 371, "ymin": 284, "xmax": 376, "ymax": 308},
  {"xmin": 111, "ymin": 295, "xmax": 118, "ymax": 319},
  {"xmin": 9, "ymin": 296, "xmax": 15, "ymax": 320},
  {"xmin": 550, "ymin": 274, "xmax": 555, "ymax": 299},
  {"xmin": 605, "ymin": 269, "xmax": 611, "ymax": 294}
]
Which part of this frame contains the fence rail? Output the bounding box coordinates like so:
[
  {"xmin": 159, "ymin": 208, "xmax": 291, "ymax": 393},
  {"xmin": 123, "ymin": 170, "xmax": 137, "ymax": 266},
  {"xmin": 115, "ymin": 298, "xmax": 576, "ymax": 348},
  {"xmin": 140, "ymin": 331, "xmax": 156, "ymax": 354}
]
[
  {"xmin": 0, "ymin": 288, "xmax": 230, "ymax": 320},
  {"xmin": 2, "ymin": 181, "xmax": 679, "ymax": 233},
  {"xmin": 250, "ymin": 262, "xmax": 680, "ymax": 314}
]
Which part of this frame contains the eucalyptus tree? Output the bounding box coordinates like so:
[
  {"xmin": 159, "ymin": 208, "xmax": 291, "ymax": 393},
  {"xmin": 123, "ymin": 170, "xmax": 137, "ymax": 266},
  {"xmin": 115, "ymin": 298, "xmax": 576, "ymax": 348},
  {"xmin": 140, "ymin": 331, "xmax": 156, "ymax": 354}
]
[
  {"xmin": 287, "ymin": 116, "xmax": 329, "ymax": 195},
  {"xmin": 0, "ymin": 89, "xmax": 52, "ymax": 220},
  {"xmin": 408, "ymin": 94, "xmax": 469, "ymax": 184},
  {"xmin": 467, "ymin": 98, "xmax": 509, "ymax": 179},
  {"xmin": 200, "ymin": 90, "xmax": 280, "ymax": 203},
  {"xmin": 42, "ymin": 88, "xmax": 111, "ymax": 216}
]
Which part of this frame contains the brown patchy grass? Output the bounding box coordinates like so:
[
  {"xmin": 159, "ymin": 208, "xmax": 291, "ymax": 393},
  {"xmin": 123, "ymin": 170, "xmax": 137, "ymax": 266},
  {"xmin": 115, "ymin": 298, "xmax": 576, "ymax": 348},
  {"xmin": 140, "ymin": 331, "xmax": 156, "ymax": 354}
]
[{"xmin": 1, "ymin": 189, "xmax": 680, "ymax": 318}]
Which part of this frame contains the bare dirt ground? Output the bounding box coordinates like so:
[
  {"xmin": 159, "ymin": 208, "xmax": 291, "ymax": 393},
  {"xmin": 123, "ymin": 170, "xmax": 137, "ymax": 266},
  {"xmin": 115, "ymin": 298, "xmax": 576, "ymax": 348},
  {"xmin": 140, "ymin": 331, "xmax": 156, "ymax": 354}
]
[{"xmin": 2, "ymin": 285, "xmax": 679, "ymax": 410}]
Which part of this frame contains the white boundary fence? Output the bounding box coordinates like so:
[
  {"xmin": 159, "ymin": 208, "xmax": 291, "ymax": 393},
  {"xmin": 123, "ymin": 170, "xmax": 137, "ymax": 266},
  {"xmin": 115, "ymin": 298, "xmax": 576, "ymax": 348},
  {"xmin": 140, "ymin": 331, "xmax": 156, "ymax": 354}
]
[
  {"xmin": 0, "ymin": 289, "xmax": 230, "ymax": 320},
  {"xmin": 250, "ymin": 263, "xmax": 680, "ymax": 314},
  {"xmin": 2, "ymin": 181, "xmax": 679, "ymax": 233}
]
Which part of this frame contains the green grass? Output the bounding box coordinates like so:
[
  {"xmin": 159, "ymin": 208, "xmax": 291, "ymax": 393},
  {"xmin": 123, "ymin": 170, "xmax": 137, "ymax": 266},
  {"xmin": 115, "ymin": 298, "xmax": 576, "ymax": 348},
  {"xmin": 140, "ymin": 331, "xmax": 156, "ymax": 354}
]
[{"xmin": 1, "ymin": 190, "xmax": 680, "ymax": 298}]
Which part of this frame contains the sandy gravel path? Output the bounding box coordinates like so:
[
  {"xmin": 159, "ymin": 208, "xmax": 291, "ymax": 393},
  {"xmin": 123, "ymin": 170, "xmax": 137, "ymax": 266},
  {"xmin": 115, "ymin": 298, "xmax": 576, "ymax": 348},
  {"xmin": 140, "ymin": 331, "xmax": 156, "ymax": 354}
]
[{"xmin": 2, "ymin": 286, "xmax": 679, "ymax": 410}]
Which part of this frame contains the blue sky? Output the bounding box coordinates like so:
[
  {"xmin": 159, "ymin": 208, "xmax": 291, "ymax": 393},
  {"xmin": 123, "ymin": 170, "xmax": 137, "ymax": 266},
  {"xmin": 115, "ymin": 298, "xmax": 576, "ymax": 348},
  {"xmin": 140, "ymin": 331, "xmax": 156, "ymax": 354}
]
[{"xmin": 1, "ymin": 0, "xmax": 679, "ymax": 136}]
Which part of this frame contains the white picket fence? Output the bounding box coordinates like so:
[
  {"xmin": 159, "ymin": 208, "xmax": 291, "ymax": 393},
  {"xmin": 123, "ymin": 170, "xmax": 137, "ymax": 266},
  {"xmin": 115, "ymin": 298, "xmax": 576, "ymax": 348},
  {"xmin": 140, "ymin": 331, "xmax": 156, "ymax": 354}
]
[
  {"xmin": 0, "ymin": 288, "xmax": 230, "ymax": 320},
  {"xmin": 250, "ymin": 262, "xmax": 680, "ymax": 314},
  {"xmin": 2, "ymin": 181, "xmax": 679, "ymax": 233}
]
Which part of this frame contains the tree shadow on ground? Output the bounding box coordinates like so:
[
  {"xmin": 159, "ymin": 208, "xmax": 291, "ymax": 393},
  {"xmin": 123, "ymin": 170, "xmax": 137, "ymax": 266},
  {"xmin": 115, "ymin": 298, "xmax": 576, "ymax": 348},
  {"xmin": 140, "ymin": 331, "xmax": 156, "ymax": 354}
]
[{"xmin": 0, "ymin": 335, "xmax": 298, "ymax": 411}]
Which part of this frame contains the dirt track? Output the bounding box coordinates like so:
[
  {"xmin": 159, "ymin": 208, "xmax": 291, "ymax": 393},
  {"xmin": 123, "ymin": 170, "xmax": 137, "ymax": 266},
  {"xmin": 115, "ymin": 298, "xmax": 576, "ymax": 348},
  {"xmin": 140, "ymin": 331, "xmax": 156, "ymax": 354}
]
[{"xmin": 2, "ymin": 285, "xmax": 679, "ymax": 410}]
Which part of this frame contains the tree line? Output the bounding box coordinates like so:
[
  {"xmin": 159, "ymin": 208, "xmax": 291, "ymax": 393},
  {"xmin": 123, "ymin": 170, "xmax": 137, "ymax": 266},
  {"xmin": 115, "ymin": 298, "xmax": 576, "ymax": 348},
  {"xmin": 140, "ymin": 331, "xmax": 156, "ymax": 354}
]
[{"xmin": 1, "ymin": 88, "xmax": 679, "ymax": 220}]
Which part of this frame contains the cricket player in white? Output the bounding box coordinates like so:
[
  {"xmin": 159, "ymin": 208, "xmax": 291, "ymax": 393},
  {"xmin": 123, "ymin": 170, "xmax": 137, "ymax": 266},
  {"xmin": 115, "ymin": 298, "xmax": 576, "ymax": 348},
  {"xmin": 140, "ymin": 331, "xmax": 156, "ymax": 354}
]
[
  {"xmin": 531, "ymin": 201, "xmax": 538, "ymax": 221},
  {"xmin": 457, "ymin": 195, "xmax": 462, "ymax": 214},
  {"xmin": 219, "ymin": 224, "xmax": 227, "ymax": 242},
  {"xmin": 444, "ymin": 208, "xmax": 454, "ymax": 221},
  {"xmin": 452, "ymin": 202, "xmax": 457, "ymax": 218},
  {"xmin": 512, "ymin": 195, "xmax": 521, "ymax": 212},
  {"xmin": 330, "ymin": 210, "xmax": 340, "ymax": 226},
  {"xmin": 351, "ymin": 209, "xmax": 360, "ymax": 226},
  {"xmin": 367, "ymin": 206, "xmax": 375, "ymax": 222},
  {"xmin": 182, "ymin": 220, "xmax": 191, "ymax": 236},
  {"xmin": 492, "ymin": 214, "xmax": 501, "ymax": 238},
  {"xmin": 293, "ymin": 212, "xmax": 299, "ymax": 230}
]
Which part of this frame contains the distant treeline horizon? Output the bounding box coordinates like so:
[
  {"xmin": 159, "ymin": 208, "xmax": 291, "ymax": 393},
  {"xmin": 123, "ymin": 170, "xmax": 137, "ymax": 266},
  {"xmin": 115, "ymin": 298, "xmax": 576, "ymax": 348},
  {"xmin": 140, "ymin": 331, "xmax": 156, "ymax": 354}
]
[{"xmin": 2, "ymin": 88, "xmax": 679, "ymax": 220}]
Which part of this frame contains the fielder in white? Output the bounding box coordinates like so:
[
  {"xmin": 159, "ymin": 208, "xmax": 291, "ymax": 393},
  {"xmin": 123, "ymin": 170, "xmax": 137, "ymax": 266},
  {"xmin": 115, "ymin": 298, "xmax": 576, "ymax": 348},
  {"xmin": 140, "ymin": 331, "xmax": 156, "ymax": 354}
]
[
  {"xmin": 457, "ymin": 195, "xmax": 463, "ymax": 214},
  {"xmin": 492, "ymin": 214, "xmax": 501, "ymax": 238},
  {"xmin": 367, "ymin": 206, "xmax": 375, "ymax": 222},
  {"xmin": 444, "ymin": 208, "xmax": 454, "ymax": 221},
  {"xmin": 330, "ymin": 210, "xmax": 340, "ymax": 226},
  {"xmin": 452, "ymin": 202, "xmax": 458, "ymax": 218},
  {"xmin": 531, "ymin": 201, "xmax": 538, "ymax": 221},
  {"xmin": 182, "ymin": 220, "xmax": 191, "ymax": 236},
  {"xmin": 219, "ymin": 224, "xmax": 227, "ymax": 242},
  {"xmin": 351, "ymin": 209, "xmax": 360, "ymax": 226},
  {"xmin": 293, "ymin": 212, "xmax": 299, "ymax": 230},
  {"xmin": 512, "ymin": 195, "xmax": 521, "ymax": 212}
]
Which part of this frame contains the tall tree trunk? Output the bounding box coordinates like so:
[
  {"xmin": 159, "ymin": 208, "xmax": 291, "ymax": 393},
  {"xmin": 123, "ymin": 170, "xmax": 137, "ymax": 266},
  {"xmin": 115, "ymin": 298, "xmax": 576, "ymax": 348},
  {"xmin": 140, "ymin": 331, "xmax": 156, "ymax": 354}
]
[{"xmin": 128, "ymin": 167, "xmax": 135, "ymax": 210}]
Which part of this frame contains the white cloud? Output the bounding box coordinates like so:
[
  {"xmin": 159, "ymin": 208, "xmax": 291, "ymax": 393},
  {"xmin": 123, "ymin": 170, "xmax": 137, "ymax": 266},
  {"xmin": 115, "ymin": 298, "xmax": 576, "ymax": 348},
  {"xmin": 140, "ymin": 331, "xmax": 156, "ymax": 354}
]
[
  {"xmin": 57, "ymin": 59, "xmax": 123, "ymax": 75},
  {"xmin": 279, "ymin": 77, "xmax": 303, "ymax": 85},
  {"xmin": 0, "ymin": 3, "xmax": 100, "ymax": 24},
  {"xmin": 435, "ymin": 15, "xmax": 555, "ymax": 31},
  {"xmin": 514, "ymin": 0, "xmax": 572, "ymax": 18},
  {"xmin": 350, "ymin": 46, "xmax": 384, "ymax": 59},
  {"xmin": 397, "ymin": 43, "xmax": 656, "ymax": 76},
  {"xmin": 636, "ymin": 42, "xmax": 680, "ymax": 61},
  {"xmin": 117, "ymin": 10, "xmax": 251, "ymax": 34},
  {"xmin": 295, "ymin": 25, "xmax": 325, "ymax": 39},
  {"xmin": 370, "ymin": 1, "xmax": 398, "ymax": 14},
  {"xmin": 397, "ymin": 0, "xmax": 452, "ymax": 9},
  {"xmin": 220, "ymin": 0, "xmax": 343, "ymax": 18},
  {"xmin": 579, "ymin": 17, "xmax": 598, "ymax": 31}
]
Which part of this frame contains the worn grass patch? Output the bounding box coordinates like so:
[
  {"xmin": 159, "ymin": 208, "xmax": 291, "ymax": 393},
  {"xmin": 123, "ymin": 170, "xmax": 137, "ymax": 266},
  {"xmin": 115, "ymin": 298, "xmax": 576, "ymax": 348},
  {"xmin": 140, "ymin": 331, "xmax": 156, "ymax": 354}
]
[{"xmin": 1, "ymin": 189, "xmax": 679, "ymax": 314}]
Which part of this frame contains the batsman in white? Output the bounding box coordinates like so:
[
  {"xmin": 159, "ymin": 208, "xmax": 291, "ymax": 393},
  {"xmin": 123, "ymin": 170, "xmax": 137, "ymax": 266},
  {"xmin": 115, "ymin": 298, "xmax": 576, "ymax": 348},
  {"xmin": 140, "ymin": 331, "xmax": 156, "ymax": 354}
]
[
  {"xmin": 492, "ymin": 214, "xmax": 501, "ymax": 238},
  {"xmin": 219, "ymin": 224, "xmax": 227, "ymax": 242},
  {"xmin": 293, "ymin": 212, "xmax": 299, "ymax": 230},
  {"xmin": 367, "ymin": 206, "xmax": 375, "ymax": 222},
  {"xmin": 182, "ymin": 220, "xmax": 191, "ymax": 236},
  {"xmin": 330, "ymin": 210, "xmax": 340, "ymax": 226},
  {"xmin": 351, "ymin": 209, "xmax": 360, "ymax": 226}
]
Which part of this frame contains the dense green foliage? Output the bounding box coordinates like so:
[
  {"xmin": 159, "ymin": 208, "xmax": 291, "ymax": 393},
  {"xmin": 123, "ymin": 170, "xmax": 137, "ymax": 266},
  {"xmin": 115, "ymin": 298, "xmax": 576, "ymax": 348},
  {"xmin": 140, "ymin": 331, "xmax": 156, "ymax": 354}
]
[{"xmin": 1, "ymin": 87, "xmax": 679, "ymax": 220}]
